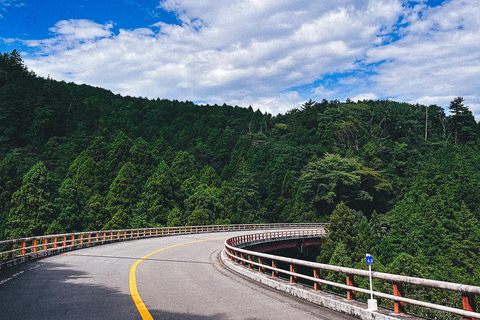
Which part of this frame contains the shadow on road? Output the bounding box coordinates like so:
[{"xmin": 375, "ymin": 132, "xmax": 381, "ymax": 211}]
[
  {"xmin": 150, "ymin": 310, "xmax": 263, "ymax": 320},
  {"xmin": 0, "ymin": 259, "xmax": 263, "ymax": 320},
  {"xmin": 0, "ymin": 260, "xmax": 139, "ymax": 320}
]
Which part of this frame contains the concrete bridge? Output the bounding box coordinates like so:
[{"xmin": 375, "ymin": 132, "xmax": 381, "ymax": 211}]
[{"xmin": 1, "ymin": 224, "xmax": 479, "ymax": 320}]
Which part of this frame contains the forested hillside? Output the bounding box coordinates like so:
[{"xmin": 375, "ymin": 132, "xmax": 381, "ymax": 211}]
[{"xmin": 2, "ymin": 50, "xmax": 480, "ymax": 295}]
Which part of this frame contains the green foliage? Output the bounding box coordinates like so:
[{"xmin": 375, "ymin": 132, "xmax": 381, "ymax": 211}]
[
  {"xmin": 6, "ymin": 162, "xmax": 55, "ymax": 238},
  {"xmin": 294, "ymin": 154, "xmax": 390, "ymax": 219},
  {"xmin": 104, "ymin": 162, "xmax": 141, "ymax": 229},
  {"xmin": 449, "ymin": 96, "xmax": 478, "ymax": 145},
  {"xmin": 48, "ymin": 178, "xmax": 83, "ymax": 233}
]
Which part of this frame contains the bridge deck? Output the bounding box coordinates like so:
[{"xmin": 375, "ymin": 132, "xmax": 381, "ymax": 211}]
[{"xmin": 0, "ymin": 231, "xmax": 354, "ymax": 320}]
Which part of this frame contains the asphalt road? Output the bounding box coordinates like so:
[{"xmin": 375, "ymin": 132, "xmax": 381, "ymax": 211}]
[{"xmin": 0, "ymin": 231, "xmax": 356, "ymax": 320}]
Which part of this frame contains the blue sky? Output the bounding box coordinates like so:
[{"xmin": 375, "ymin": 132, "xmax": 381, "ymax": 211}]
[{"xmin": 1, "ymin": 0, "xmax": 480, "ymax": 118}]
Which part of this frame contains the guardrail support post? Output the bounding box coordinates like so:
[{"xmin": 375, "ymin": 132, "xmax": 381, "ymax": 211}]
[
  {"xmin": 290, "ymin": 263, "xmax": 297, "ymax": 284},
  {"xmin": 258, "ymin": 257, "xmax": 264, "ymax": 273},
  {"xmin": 462, "ymin": 293, "xmax": 477, "ymax": 320},
  {"xmin": 248, "ymin": 255, "xmax": 253, "ymax": 270},
  {"xmin": 272, "ymin": 260, "xmax": 278, "ymax": 278},
  {"xmin": 32, "ymin": 240, "xmax": 37, "ymax": 253},
  {"xmin": 7, "ymin": 243, "xmax": 15, "ymax": 260},
  {"xmin": 393, "ymin": 282, "xmax": 406, "ymax": 314},
  {"xmin": 346, "ymin": 274, "xmax": 356, "ymax": 300},
  {"xmin": 314, "ymin": 269, "xmax": 322, "ymax": 291},
  {"xmin": 7, "ymin": 243, "xmax": 14, "ymax": 259},
  {"xmin": 21, "ymin": 241, "xmax": 26, "ymax": 255}
]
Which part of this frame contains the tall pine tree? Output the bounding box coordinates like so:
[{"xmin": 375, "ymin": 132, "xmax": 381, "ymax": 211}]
[{"xmin": 7, "ymin": 162, "xmax": 55, "ymax": 238}]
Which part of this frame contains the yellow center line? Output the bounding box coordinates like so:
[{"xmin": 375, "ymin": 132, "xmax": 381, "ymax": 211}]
[{"xmin": 129, "ymin": 236, "xmax": 228, "ymax": 320}]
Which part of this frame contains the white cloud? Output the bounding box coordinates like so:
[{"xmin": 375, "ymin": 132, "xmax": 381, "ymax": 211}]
[
  {"xmin": 24, "ymin": 20, "xmax": 113, "ymax": 55},
  {"xmin": 312, "ymin": 85, "xmax": 335, "ymax": 98},
  {"xmin": 351, "ymin": 93, "xmax": 378, "ymax": 101},
  {"xmin": 365, "ymin": 0, "xmax": 480, "ymax": 115},
  {"xmin": 19, "ymin": 0, "xmax": 404, "ymax": 114},
  {"xmin": 18, "ymin": 0, "xmax": 480, "ymax": 118},
  {"xmin": 49, "ymin": 19, "xmax": 113, "ymax": 40}
]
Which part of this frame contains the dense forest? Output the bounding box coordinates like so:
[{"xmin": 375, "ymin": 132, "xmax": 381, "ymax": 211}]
[{"xmin": 1, "ymin": 50, "xmax": 480, "ymax": 315}]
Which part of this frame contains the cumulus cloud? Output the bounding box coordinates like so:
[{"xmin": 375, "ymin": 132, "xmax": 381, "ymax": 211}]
[
  {"xmin": 366, "ymin": 0, "xmax": 480, "ymax": 113},
  {"xmin": 24, "ymin": 20, "xmax": 113, "ymax": 55},
  {"xmin": 17, "ymin": 0, "xmax": 480, "ymax": 117},
  {"xmin": 351, "ymin": 93, "xmax": 378, "ymax": 101}
]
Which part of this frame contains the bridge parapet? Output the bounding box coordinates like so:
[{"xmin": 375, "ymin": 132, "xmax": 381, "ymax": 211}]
[
  {"xmin": 0, "ymin": 223, "xmax": 326, "ymax": 270},
  {"xmin": 224, "ymin": 231, "xmax": 480, "ymax": 320}
]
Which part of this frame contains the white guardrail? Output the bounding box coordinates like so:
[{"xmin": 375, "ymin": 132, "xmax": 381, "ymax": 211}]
[
  {"xmin": 224, "ymin": 231, "xmax": 480, "ymax": 320},
  {"xmin": 0, "ymin": 223, "xmax": 326, "ymax": 269}
]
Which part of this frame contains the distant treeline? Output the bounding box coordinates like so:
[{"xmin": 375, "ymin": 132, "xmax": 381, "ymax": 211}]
[{"xmin": 1, "ymin": 50, "xmax": 480, "ymax": 316}]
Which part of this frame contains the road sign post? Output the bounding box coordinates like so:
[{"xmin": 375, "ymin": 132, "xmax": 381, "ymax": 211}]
[{"xmin": 366, "ymin": 254, "xmax": 377, "ymax": 311}]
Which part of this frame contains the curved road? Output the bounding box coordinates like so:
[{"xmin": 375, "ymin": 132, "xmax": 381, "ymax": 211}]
[{"xmin": 0, "ymin": 231, "xmax": 355, "ymax": 320}]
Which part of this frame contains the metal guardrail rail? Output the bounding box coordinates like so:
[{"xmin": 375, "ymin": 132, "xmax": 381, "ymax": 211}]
[
  {"xmin": 0, "ymin": 223, "xmax": 326, "ymax": 269},
  {"xmin": 224, "ymin": 231, "xmax": 480, "ymax": 320}
]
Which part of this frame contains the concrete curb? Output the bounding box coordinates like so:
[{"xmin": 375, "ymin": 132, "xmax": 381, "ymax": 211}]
[{"xmin": 221, "ymin": 250, "xmax": 422, "ymax": 320}]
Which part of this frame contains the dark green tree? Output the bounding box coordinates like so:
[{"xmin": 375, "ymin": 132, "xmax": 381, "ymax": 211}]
[
  {"xmin": 449, "ymin": 97, "xmax": 477, "ymax": 145},
  {"xmin": 104, "ymin": 162, "xmax": 140, "ymax": 229},
  {"xmin": 48, "ymin": 178, "xmax": 83, "ymax": 233},
  {"xmin": 6, "ymin": 162, "xmax": 55, "ymax": 238}
]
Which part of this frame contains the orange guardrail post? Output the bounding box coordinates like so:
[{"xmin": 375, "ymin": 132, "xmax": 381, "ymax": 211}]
[
  {"xmin": 346, "ymin": 274, "xmax": 356, "ymax": 300},
  {"xmin": 393, "ymin": 282, "xmax": 406, "ymax": 314},
  {"xmin": 462, "ymin": 293, "xmax": 477, "ymax": 320},
  {"xmin": 32, "ymin": 240, "xmax": 37, "ymax": 253},
  {"xmin": 290, "ymin": 263, "xmax": 297, "ymax": 283},
  {"xmin": 21, "ymin": 241, "xmax": 26, "ymax": 255},
  {"xmin": 314, "ymin": 269, "xmax": 322, "ymax": 291},
  {"xmin": 272, "ymin": 260, "xmax": 278, "ymax": 278}
]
